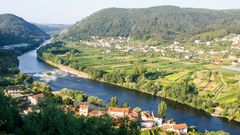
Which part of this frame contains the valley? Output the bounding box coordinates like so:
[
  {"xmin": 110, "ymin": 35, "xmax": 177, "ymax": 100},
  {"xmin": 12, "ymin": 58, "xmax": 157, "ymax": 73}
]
[{"xmin": 1, "ymin": 4, "xmax": 240, "ymax": 135}]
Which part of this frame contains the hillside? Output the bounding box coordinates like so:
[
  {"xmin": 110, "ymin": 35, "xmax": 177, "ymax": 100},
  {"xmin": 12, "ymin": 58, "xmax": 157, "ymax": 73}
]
[
  {"xmin": 36, "ymin": 23, "xmax": 71, "ymax": 36},
  {"xmin": 0, "ymin": 14, "xmax": 49, "ymax": 46},
  {"xmin": 63, "ymin": 6, "xmax": 240, "ymax": 42}
]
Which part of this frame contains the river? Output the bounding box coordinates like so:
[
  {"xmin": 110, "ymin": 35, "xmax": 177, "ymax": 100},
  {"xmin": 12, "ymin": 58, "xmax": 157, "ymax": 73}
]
[{"xmin": 18, "ymin": 40, "xmax": 240, "ymax": 135}]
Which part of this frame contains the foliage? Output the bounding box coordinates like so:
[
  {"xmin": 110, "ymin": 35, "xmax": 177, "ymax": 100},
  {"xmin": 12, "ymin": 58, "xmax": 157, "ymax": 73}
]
[
  {"xmin": 0, "ymin": 91, "xmax": 22, "ymax": 133},
  {"xmin": 108, "ymin": 96, "xmax": 118, "ymax": 107},
  {"xmin": 158, "ymin": 101, "xmax": 167, "ymax": 117},
  {"xmin": 64, "ymin": 6, "xmax": 240, "ymax": 41},
  {"xmin": 57, "ymin": 88, "xmax": 87, "ymax": 103},
  {"xmin": 121, "ymin": 102, "xmax": 130, "ymax": 108},
  {"xmin": 0, "ymin": 14, "xmax": 49, "ymax": 46},
  {"xmin": 32, "ymin": 82, "xmax": 52, "ymax": 94},
  {"xmin": 87, "ymin": 96, "xmax": 103, "ymax": 106}
]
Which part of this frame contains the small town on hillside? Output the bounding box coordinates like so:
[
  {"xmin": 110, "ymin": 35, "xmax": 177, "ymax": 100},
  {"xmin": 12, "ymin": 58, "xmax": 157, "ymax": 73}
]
[{"xmin": 4, "ymin": 85, "xmax": 188, "ymax": 135}]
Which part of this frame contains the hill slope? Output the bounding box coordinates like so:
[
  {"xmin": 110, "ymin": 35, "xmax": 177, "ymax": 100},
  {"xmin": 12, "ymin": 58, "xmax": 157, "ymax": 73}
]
[
  {"xmin": 36, "ymin": 23, "xmax": 72, "ymax": 35},
  {"xmin": 0, "ymin": 14, "xmax": 49, "ymax": 46},
  {"xmin": 64, "ymin": 6, "xmax": 240, "ymax": 41}
]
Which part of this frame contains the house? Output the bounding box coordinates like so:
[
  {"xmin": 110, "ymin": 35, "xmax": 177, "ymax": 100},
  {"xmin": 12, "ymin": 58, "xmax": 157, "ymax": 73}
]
[
  {"xmin": 127, "ymin": 111, "xmax": 139, "ymax": 120},
  {"xmin": 88, "ymin": 110, "xmax": 104, "ymax": 117},
  {"xmin": 153, "ymin": 114, "xmax": 163, "ymax": 126},
  {"xmin": 173, "ymin": 124, "xmax": 188, "ymax": 135},
  {"xmin": 141, "ymin": 120, "xmax": 154, "ymax": 128},
  {"xmin": 28, "ymin": 93, "xmax": 44, "ymax": 105},
  {"xmin": 108, "ymin": 107, "xmax": 130, "ymax": 117},
  {"xmin": 23, "ymin": 107, "xmax": 40, "ymax": 115},
  {"xmin": 64, "ymin": 105, "xmax": 78, "ymax": 114},
  {"xmin": 162, "ymin": 124, "xmax": 172, "ymax": 131},
  {"xmin": 23, "ymin": 107, "xmax": 33, "ymax": 115},
  {"xmin": 4, "ymin": 86, "xmax": 23, "ymax": 96},
  {"xmin": 79, "ymin": 105, "xmax": 89, "ymax": 116},
  {"xmin": 141, "ymin": 112, "xmax": 163, "ymax": 128}
]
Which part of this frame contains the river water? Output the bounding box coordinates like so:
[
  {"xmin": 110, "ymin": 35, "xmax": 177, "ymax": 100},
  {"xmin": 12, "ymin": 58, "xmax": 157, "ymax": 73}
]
[{"xmin": 18, "ymin": 41, "xmax": 240, "ymax": 134}]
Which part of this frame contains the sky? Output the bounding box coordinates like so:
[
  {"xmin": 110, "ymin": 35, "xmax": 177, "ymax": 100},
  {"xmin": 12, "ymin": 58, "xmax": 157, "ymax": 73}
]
[{"xmin": 1, "ymin": 0, "xmax": 240, "ymax": 24}]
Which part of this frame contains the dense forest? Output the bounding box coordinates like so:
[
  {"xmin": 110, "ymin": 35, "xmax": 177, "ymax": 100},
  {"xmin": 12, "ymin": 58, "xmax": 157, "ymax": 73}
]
[
  {"xmin": 63, "ymin": 6, "xmax": 240, "ymax": 42},
  {"xmin": 0, "ymin": 14, "xmax": 49, "ymax": 46}
]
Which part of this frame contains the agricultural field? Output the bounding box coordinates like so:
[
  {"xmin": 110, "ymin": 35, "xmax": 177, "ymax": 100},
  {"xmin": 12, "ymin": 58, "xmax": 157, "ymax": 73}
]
[{"xmin": 38, "ymin": 40, "xmax": 240, "ymax": 121}]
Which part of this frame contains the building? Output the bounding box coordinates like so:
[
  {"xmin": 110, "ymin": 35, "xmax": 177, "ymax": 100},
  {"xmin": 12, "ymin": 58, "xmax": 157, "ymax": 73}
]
[
  {"xmin": 4, "ymin": 86, "xmax": 23, "ymax": 96},
  {"xmin": 162, "ymin": 123, "xmax": 188, "ymax": 135},
  {"xmin": 141, "ymin": 112, "xmax": 163, "ymax": 128},
  {"xmin": 79, "ymin": 105, "xmax": 89, "ymax": 116},
  {"xmin": 108, "ymin": 107, "xmax": 130, "ymax": 117},
  {"xmin": 23, "ymin": 107, "xmax": 40, "ymax": 115},
  {"xmin": 28, "ymin": 93, "xmax": 44, "ymax": 105},
  {"xmin": 173, "ymin": 124, "xmax": 188, "ymax": 135},
  {"xmin": 88, "ymin": 110, "xmax": 104, "ymax": 117},
  {"xmin": 64, "ymin": 105, "xmax": 78, "ymax": 114},
  {"xmin": 23, "ymin": 107, "xmax": 33, "ymax": 115}
]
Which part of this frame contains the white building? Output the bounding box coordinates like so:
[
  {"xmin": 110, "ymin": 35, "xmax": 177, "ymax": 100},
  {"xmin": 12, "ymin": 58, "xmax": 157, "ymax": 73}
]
[
  {"xmin": 28, "ymin": 93, "xmax": 44, "ymax": 105},
  {"xmin": 79, "ymin": 105, "xmax": 89, "ymax": 116},
  {"xmin": 141, "ymin": 112, "xmax": 163, "ymax": 128}
]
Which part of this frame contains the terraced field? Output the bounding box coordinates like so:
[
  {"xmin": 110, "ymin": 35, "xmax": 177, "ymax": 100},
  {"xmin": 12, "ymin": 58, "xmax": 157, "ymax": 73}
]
[{"xmin": 54, "ymin": 42, "xmax": 240, "ymax": 107}]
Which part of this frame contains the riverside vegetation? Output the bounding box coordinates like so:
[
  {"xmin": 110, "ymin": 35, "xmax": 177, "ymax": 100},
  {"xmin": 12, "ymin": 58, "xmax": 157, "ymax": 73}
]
[
  {"xmin": 1, "ymin": 5, "xmax": 240, "ymax": 135},
  {"xmin": 37, "ymin": 40, "xmax": 240, "ymax": 122},
  {"xmin": 41, "ymin": 6, "xmax": 240, "ymax": 123}
]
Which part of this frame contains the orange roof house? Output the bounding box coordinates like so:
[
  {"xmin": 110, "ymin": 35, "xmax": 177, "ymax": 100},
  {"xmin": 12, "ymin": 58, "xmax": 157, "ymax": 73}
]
[
  {"xmin": 28, "ymin": 93, "xmax": 44, "ymax": 105},
  {"xmin": 108, "ymin": 107, "xmax": 130, "ymax": 117},
  {"xmin": 79, "ymin": 105, "xmax": 89, "ymax": 116}
]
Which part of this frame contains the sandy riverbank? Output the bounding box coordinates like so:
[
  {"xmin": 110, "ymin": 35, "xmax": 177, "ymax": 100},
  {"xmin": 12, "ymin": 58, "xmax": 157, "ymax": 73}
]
[
  {"xmin": 39, "ymin": 56, "xmax": 240, "ymax": 123},
  {"xmin": 38, "ymin": 57, "xmax": 90, "ymax": 79}
]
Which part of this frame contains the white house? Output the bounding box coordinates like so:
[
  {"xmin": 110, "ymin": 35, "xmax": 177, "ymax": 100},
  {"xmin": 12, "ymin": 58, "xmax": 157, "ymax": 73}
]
[
  {"xmin": 79, "ymin": 105, "xmax": 89, "ymax": 116},
  {"xmin": 172, "ymin": 123, "xmax": 188, "ymax": 135},
  {"xmin": 141, "ymin": 112, "xmax": 163, "ymax": 128},
  {"xmin": 4, "ymin": 86, "xmax": 23, "ymax": 96},
  {"xmin": 28, "ymin": 93, "xmax": 44, "ymax": 105}
]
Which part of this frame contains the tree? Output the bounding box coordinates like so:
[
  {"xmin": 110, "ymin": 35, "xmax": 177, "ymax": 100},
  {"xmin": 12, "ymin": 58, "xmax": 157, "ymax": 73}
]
[
  {"xmin": 133, "ymin": 107, "xmax": 142, "ymax": 113},
  {"xmin": 121, "ymin": 102, "xmax": 130, "ymax": 108},
  {"xmin": 158, "ymin": 101, "xmax": 167, "ymax": 117},
  {"xmin": 108, "ymin": 96, "xmax": 118, "ymax": 107},
  {"xmin": 0, "ymin": 91, "xmax": 22, "ymax": 133}
]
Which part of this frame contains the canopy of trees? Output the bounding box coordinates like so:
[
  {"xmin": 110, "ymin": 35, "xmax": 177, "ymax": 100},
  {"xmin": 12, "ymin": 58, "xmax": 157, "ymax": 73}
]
[
  {"xmin": 0, "ymin": 14, "xmax": 49, "ymax": 46},
  {"xmin": 64, "ymin": 6, "xmax": 240, "ymax": 42}
]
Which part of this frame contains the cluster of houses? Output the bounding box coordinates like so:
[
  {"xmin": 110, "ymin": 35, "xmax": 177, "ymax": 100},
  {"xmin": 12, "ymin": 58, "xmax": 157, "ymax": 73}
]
[
  {"xmin": 4, "ymin": 86, "xmax": 188, "ymax": 135},
  {"xmin": 64, "ymin": 105, "xmax": 188, "ymax": 135}
]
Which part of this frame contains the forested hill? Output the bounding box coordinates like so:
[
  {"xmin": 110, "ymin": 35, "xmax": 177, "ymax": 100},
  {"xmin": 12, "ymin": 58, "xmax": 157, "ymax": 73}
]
[
  {"xmin": 63, "ymin": 6, "xmax": 240, "ymax": 41},
  {"xmin": 0, "ymin": 14, "xmax": 49, "ymax": 46}
]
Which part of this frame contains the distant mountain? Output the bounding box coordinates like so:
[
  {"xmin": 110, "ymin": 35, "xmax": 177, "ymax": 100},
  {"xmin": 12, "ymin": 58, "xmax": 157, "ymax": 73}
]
[
  {"xmin": 36, "ymin": 24, "xmax": 72, "ymax": 35},
  {"xmin": 64, "ymin": 6, "xmax": 240, "ymax": 42},
  {"xmin": 0, "ymin": 14, "xmax": 49, "ymax": 46}
]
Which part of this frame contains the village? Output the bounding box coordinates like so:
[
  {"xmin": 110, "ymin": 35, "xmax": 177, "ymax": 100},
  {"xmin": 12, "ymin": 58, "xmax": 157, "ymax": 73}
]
[
  {"xmin": 78, "ymin": 34, "xmax": 240, "ymax": 64},
  {"xmin": 4, "ymin": 85, "xmax": 188, "ymax": 135}
]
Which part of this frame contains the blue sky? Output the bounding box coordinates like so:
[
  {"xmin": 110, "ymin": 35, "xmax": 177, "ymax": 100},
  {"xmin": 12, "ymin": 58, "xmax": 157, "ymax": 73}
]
[{"xmin": 1, "ymin": 0, "xmax": 240, "ymax": 24}]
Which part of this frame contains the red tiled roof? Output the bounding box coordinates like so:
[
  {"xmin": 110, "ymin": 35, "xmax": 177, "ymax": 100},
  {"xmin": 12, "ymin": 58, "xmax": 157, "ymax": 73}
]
[
  {"xmin": 108, "ymin": 107, "xmax": 130, "ymax": 113},
  {"xmin": 141, "ymin": 111, "xmax": 154, "ymax": 118},
  {"xmin": 173, "ymin": 123, "xmax": 188, "ymax": 130},
  {"xmin": 89, "ymin": 110, "xmax": 103, "ymax": 116},
  {"xmin": 162, "ymin": 125, "xmax": 172, "ymax": 129},
  {"xmin": 80, "ymin": 105, "xmax": 89, "ymax": 109},
  {"xmin": 31, "ymin": 93, "xmax": 44, "ymax": 99}
]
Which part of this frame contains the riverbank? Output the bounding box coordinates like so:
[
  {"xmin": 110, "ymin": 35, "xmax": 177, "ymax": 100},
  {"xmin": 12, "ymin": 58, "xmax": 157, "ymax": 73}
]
[
  {"xmin": 37, "ymin": 56, "xmax": 90, "ymax": 79},
  {"xmin": 37, "ymin": 56, "xmax": 240, "ymax": 124}
]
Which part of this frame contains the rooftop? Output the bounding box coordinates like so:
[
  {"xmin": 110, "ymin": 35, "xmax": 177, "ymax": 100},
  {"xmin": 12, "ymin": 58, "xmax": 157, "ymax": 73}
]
[
  {"xmin": 108, "ymin": 107, "xmax": 130, "ymax": 113},
  {"xmin": 31, "ymin": 93, "xmax": 44, "ymax": 100},
  {"xmin": 80, "ymin": 105, "xmax": 89, "ymax": 109},
  {"xmin": 173, "ymin": 123, "xmax": 188, "ymax": 130}
]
